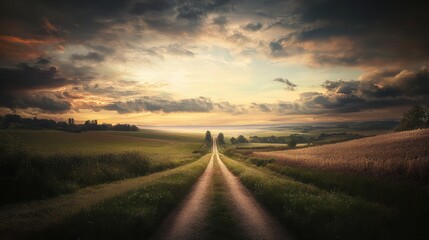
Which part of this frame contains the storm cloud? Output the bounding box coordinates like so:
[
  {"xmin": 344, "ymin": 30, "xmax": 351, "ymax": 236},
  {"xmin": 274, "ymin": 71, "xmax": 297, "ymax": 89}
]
[
  {"xmin": 257, "ymin": 67, "xmax": 429, "ymax": 115},
  {"xmin": 243, "ymin": 22, "xmax": 263, "ymax": 31},
  {"xmin": 0, "ymin": 90, "xmax": 72, "ymax": 114},
  {"xmin": 0, "ymin": 62, "xmax": 76, "ymax": 113},
  {"xmin": 294, "ymin": 0, "xmax": 429, "ymax": 66},
  {"xmin": 0, "ymin": 63, "xmax": 75, "ymax": 91}
]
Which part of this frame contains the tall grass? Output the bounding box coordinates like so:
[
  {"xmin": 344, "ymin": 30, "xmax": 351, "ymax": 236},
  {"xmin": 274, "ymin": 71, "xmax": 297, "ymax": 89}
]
[
  {"xmin": 0, "ymin": 138, "xmax": 202, "ymax": 205},
  {"xmin": 221, "ymin": 155, "xmax": 398, "ymax": 240},
  {"xmin": 223, "ymin": 140, "xmax": 429, "ymax": 239},
  {"xmin": 30, "ymin": 155, "xmax": 211, "ymax": 240}
]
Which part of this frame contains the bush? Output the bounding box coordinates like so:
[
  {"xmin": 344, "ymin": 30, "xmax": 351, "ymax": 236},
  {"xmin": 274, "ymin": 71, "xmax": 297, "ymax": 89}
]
[
  {"xmin": 248, "ymin": 157, "xmax": 275, "ymax": 167},
  {"xmin": 288, "ymin": 135, "xmax": 297, "ymax": 147}
]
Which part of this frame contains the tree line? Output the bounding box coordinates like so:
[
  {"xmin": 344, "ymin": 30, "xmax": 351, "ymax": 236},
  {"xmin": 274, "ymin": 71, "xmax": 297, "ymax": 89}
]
[{"xmin": 0, "ymin": 114, "xmax": 138, "ymax": 133}]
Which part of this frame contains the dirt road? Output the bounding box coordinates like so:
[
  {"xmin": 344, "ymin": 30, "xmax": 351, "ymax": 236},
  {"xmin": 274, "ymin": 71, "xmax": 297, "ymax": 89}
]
[
  {"xmin": 151, "ymin": 153, "xmax": 214, "ymax": 240},
  {"xmin": 153, "ymin": 139, "xmax": 291, "ymax": 240}
]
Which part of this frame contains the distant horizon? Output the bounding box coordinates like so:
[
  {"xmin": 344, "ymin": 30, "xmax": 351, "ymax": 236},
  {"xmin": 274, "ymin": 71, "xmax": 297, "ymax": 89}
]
[{"xmin": 137, "ymin": 119, "xmax": 400, "ymax": 134}]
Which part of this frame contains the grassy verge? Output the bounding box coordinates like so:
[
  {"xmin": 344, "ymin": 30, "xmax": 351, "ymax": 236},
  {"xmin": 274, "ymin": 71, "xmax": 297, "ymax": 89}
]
[
  {"xmin": 221, "ymin": 155, "xmax": 397, "ymax": 240},
  {"xmin": 0, "ymin": 138, "xmax": 206, "ymax": 205},
  {"xmin": 224, "ymin": 149, "xmax": 429, "ymax": 239},
  {"xmin": 30, "ymin": 155, "xmax": 211, "ymax": 240},
  {"xmin": 265, "ymin": 163, "xmax": 429, "ymax": 239},
  {"xmin": 205, "ymin": 157, "xmax": 244, "ymax": 240}
]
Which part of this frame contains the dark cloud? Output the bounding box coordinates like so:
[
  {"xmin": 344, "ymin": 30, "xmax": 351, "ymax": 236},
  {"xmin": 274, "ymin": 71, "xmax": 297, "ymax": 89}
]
[
  {"xmin": 273, "ymin": 77, "xmax": 297, "ymax": 91},
  {"xmin": 297, "ymin": 67, "xmax": 429, "ymax": 113},
  {"xmin": 255, "ymin": 66, "xmax": 429, "ymax": 115},
  {"xmin": 322, "ymin": 80, "xmax": 359, "ymax": 94},
  {"xmin": 0, "ymin": 0, "xmax": 133, "ymax": 42},
  {"xmin": 359, "ymin": 67, "xmax": 429, "ymax": 98},
  {"xmin": 176, "ymin": 0, "xmax": 231, "ymax": 25},
  {"xmin": 130, "ymin": 0, "xmax": 172, "ymax": 15},
  {"xmin": 0, "ymin": 91, "xmax": 72, "ymax": 113},
  {"xmin": 243, "ymin": 22, "xmax": 263, "ymax": 31},
  {"xmin": 0, "ymin": 63, "xmax": 75, "ymax": 91},
  {"xmin": 269, "ymin": 34, "xmax": 303, "ymax": 57},
  {"xmin": 0, "ymin": 62, "xmax": 77, "ymax": 113},
  {"xmin": 269, "ymin": 41, "xmax": 282, "ymax": 53},
  {"xmin": 62, "ymin": 91, "xmax": 82, "ymax": 99},
  {"xmin": 102, "ymin": 96, "xmax": 214, "ymax": 114},
  {"xmin": 35, "ymin": 57, "xmax": 51, "ymax": 66},
  {"xmin": 291, "ymin": 0, "xmax": 429, "ymax": 66},
  {"xmin": 212, "ymin": 16, "xmax": 228, "ymax": 30},
  {"xmin": 1, "ymin": 0, "xmax": 428, "ymax": 68},
  {"xmin": 70, "ymin": 52, "xmax": 105, "ymax": 62}
]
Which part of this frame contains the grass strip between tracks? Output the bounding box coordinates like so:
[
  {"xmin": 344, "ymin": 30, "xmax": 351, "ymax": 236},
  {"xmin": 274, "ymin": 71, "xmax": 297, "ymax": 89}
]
[{"xmin": 205, "ymin": 156, "xmax": 244, "ymax": 240}]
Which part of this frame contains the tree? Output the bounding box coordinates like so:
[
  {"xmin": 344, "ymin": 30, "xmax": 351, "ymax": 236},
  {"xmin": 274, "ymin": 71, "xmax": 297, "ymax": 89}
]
[
  {"xmin": 217, "ymin": 132, "xmax": 225, "ymax": 144},
  {"xmin": 205, "ymin": 130, "xmax": 212, "ymax": 142},
  {"xmin": 230, "ymin": 137, "xmax": 237, "ymax": 144},
  {"xmin": 288, "ymin": 135, "xmax": 297, "ymax": 147},
  {"xmin": 237, "ymin": 135, "xmax": 247, "ymax": 143},
  {"xmin": 395, "ymin": 104, "xmax": 429, "ymax": 132}
]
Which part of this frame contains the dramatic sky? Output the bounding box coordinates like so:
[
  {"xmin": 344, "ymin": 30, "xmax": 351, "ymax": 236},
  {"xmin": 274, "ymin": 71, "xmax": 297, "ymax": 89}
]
[{"xmin": 1, "ymin": 0, "xmax": 428, "ymax": 125}]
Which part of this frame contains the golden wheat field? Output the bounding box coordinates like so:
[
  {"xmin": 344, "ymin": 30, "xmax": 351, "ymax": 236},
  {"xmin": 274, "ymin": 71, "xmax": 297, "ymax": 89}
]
[{"xmin": 255, "ymin": 129, "xmax": 429, "ymax": 183}]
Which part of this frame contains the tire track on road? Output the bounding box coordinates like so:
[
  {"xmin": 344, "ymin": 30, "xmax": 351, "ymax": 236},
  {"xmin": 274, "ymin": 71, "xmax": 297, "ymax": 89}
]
[
  {"xmin": 215, "ymin": 140, "xmax": 292, "ymax": 240},
  {"xmin": 151, "ymin": 151, "xmax": 214, "ymax": 240}
]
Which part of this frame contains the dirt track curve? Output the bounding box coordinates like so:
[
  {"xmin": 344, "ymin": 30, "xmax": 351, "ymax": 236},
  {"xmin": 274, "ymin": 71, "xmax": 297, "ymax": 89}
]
[{"xmin": 152, "ymin": 139, "xmax": 291, "ymax": 240}]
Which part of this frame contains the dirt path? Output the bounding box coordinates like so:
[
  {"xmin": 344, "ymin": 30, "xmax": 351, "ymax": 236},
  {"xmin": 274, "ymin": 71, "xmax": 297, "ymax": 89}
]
[
  {"xmin": 151, "ymin": 146, "xmax": 215, "ymax": 240},
  {"xmin": 0, "ymin": 162, "xmax": 204, "ymax": 239},
  {"xmin": 215, "ymin": 140, "xmax": 291, "ymax": 240},
  {"xmin": 152, "ymin": 139, "xmax": 291, "ymax": 240}
]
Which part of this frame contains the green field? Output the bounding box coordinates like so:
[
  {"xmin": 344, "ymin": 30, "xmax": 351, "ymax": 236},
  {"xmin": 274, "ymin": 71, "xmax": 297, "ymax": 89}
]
[
  {"xmin": 31, "ymin": 155, "xmax": 211, "ymax": 240},
  {"xmin": 0, "ymin": 129, "xmax": 207, "ymax": 204},
  {"xmin": 0, "ymin": 129, "xmax": 202, "ymax": 154}
]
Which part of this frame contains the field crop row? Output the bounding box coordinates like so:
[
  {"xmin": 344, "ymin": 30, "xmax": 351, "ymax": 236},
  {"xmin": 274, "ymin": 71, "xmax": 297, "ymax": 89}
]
[{"xmin": 255, "ymin": 129, "xmax": 429, "ymax": 184}]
